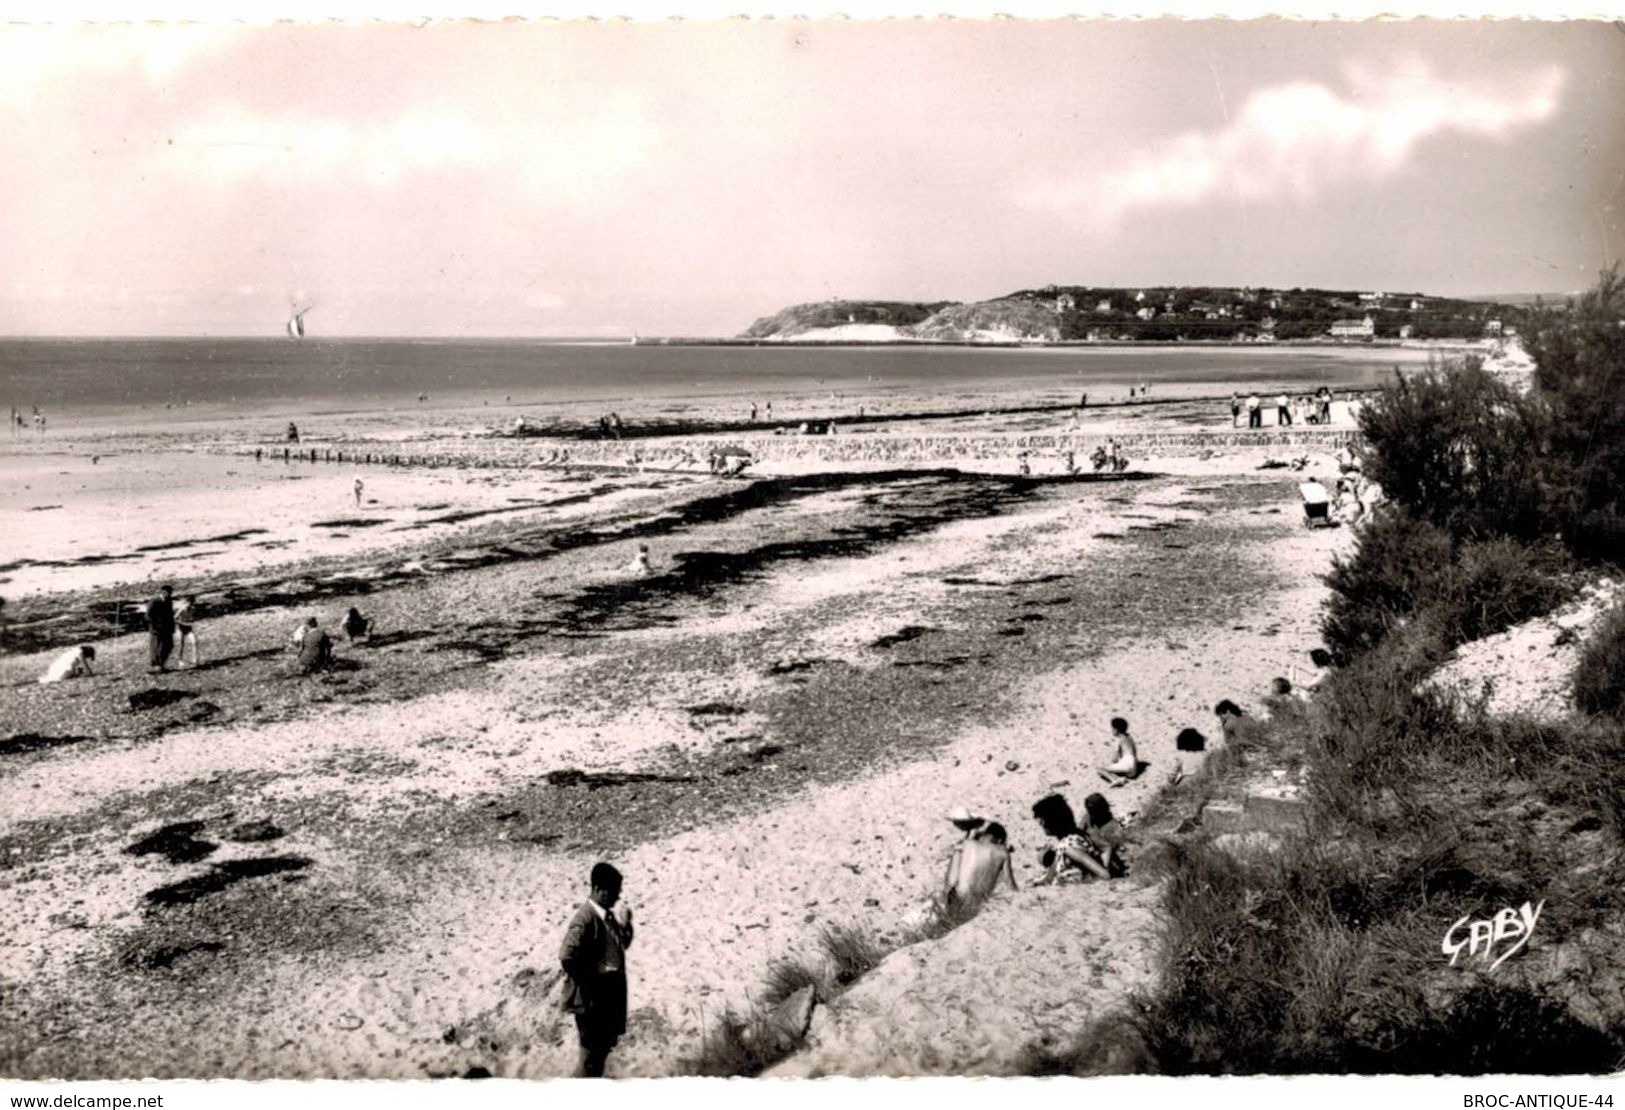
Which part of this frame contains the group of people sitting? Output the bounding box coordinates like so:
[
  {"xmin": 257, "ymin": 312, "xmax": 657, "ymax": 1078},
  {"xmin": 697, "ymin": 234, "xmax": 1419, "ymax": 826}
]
[
  {"xmin": 289, "ymin": 607, "xmax": 372, "ymax": 674},
  {"xmin": 940, "ymin": 789, "xmax": 1132, "ymax": 911}
]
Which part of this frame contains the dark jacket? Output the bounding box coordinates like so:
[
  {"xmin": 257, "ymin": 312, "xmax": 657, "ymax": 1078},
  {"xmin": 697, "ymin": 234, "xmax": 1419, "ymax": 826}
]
[
  {"xmin": 146, "ymin": 596, "xmax": 175, "ymax": 638},
  {"xmin": 559, "ymin": 901, "xmax": 633, "ymax": 1021}
]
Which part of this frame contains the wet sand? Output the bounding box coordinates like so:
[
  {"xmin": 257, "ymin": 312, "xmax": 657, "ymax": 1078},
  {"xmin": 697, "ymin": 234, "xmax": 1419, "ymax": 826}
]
[{"xmin": 0, "ymin": 376, "xmax": 1362, "ymax": 1077}]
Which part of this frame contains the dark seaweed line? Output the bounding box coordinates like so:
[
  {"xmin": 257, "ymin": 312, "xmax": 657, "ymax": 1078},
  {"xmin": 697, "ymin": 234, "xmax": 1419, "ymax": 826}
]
[{"xmin": 3, "ymin": 468, "xmax": 1076, "ymax": 657}]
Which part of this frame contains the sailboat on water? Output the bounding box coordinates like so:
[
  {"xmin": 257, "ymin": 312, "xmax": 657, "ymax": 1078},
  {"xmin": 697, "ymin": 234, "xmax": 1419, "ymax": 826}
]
[{"xmin": 286, "ymin": 304, "xmax": 313, "ymax": 339}]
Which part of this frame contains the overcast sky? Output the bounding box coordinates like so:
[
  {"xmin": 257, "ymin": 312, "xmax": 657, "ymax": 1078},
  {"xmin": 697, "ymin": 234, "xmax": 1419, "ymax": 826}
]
[{"xmin": 1, "ymin": 19, "xmax": 1620, "ymax": 336}]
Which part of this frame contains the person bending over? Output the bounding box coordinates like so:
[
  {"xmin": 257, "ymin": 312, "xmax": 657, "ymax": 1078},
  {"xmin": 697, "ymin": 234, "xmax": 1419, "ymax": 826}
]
[{"xmin": 41, "ymin": 645, "xmax": 95, "ymax": 684}]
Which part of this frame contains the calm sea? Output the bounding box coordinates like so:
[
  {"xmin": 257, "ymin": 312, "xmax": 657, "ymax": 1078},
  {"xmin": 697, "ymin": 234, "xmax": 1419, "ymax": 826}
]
[{"xmin": 0, "ymin": 338, "xmax": 1429, "ymax": 415}]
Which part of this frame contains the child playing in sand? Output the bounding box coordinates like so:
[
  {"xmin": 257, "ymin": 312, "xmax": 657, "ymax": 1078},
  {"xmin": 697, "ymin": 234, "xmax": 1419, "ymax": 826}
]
[
  {"xmin": 1031, "ymin": 794, "xmax": 1112, "ymax": 884},
  {"xmin": 1098, "ymin": 716, "xmax": 1142, "ymax": 787},
  {"xmin": 40, "ymin": 645, "xmax": 95, "ymax": 684},
  {"xmin": 625, "ymin": 544, "xmax": 653, "ymax": 577},
  {"xmin": 174, "ymin": 595, "xmax": 200, "ymax": 668}
]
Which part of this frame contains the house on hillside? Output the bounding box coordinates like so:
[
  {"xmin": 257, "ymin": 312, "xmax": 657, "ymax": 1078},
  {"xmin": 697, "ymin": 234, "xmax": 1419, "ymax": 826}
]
[
  {"xmin": 1055, "ymin": 293, "xmax": 1076, "ymax": 313},
  {"xmin": 1484, "ymin": 319, "xmax": 1504, "ymax": 337},
  {"xmin": 1329, "ymin": 315, "xmax": 1376, "ymax": 339},
  {"xmin": 1359, "ymin": 291, "xmax": 1386, "ymax": 306},
  {"xmin": 1410, "ymin": 298, "xmax": 1424, "ymax": 311},
  {"xmin": 1095, "ymin": 299, "xmax": 1114, "ymax": 314},
  {"xmin": 1135, "ymin": 306, "xmax": 1157, "ymax": 321},
  {"xmin": 1399, "ymin": 324, "xmax": 1415, "ymax": 339}
]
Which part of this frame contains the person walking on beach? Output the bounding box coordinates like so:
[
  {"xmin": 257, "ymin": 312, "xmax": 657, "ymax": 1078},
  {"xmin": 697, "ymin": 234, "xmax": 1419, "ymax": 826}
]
[
  {"xmin": 353, "ymin": 478, "xmax": 364, "ymax": 507},
  {"xmin": 1316, "ymin": 386, "xmax": 1332, "ymax": 425},
  {"xmin": 1246, "ymin": 392, "xmax": 1262, "ymax": 429},
  {"xmin": 174, "ymin": 595, "xmax": 200, "ymax": 668},
  {"xmin": 145, "ymin": 585, "xmax": 176, "ymax": 673},
  {"xmin": 750, "ymin": 402, "xmax": 758, "ymax": 422},
  {"xmin": 559, "ymin": 862, "xmax": 634, "ymax": 1078},
  {"xmin": 1230, "ymin": 392, "xmax": 1241, "ymax": 427},
  {"xmin": 1277, "ymin": 392, "xmax": 1292, "ymax": 426}
]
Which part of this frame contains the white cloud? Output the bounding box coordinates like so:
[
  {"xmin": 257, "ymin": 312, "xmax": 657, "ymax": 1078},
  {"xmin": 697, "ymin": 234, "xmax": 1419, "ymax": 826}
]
[
  {"xmin": 1017, "ymin": 60, "xmax": 1566, "ymax": 224},
  {"xmin": 524, "ymin": 291, "xmax": 567, "ymax": 310}
]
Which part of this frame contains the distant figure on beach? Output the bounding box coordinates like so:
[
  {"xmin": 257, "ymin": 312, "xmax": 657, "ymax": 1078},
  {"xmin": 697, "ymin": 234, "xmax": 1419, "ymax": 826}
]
[
  {"xmin": 342, "ymin": 607, "xmax": 371, "ymax": 641},
  {"xmin": 1316, "ymin": 387, "xmax": 1332, "ymax": 424},
  {"xmin": 297, "ymin": 620, "xmax": 334, "ymax": 674},
  {"xmin": 1031, "ymin": 794, "xmax": 1111, "ymax": 884},
  {"xmin": 35, "ymin": 412, "xmax": 46, "ymax": 434},
  {"xmin": 1128, "ymin": 385, "xmax": 1137, "ymax": 400},
  {"xmin": 1098, "ymin": 716, "xmax": 1143, "ymax": 787},
  {"xmin": 290, "ymin": 615, "xmax": 318, "ymax": 652},
  {"xmin": 943, "ymin": 817, "xmax": 1018, "ymax": 911},
  {"xmin": 608, "ymin": 412, "xmax": 623, "ymax": 439},
  {"xmin": 559, "ymin": 862, "xmax": 633, "ymax": 1078},
  {"xmin": 353, "ymin": 479, "xmax": 364, "ymax": 507},
  {"xmin": 1083, "ymin": 793, "xmax": 1130, "ymax": 877},
  {"xmin": 1246, "ymin": 393, "xmax": 1262, "ymax": 428},
  {"xmin": 626, "ymin": 543, "xmax": 653, "ymax": 577},
  {"xmin": 765, "ymin": 401, "xmax": 773, "ymax": 420},
  {"xmin": 1062, "ymin": 449, "xmax": 1077, "ymax": 475},
  {"xmin": 750, "ymin": 403, "xmax": 758, "ymax": 422},
  {"xmin": 286, "ymin": 422, "xmax": 299, "ymax": 442},
  {"xmin": 1230, "ymin": 392, "xmax": 1241, "ymax": 427},
  {"xmin": 1277, "ymin": 392, "xmax": 1292, "ymax": 426},
  {"xmin": 1018, "ymin": 452, "xmax": 1031, "ymax": 477},
  {"xmin": 41, "ymin": 645, "xmax": 96, "ymax": 684},
  {"xmin": 1080, "ymin": 392, "xmax": 1088, "ymax": 408},
  {"xmin": 175, "ymin": 595, "xmax": 200, "ymax": 668},
  {"xmin": 145, "ymin": 585, "xmax": 176, "ymax": 673}
]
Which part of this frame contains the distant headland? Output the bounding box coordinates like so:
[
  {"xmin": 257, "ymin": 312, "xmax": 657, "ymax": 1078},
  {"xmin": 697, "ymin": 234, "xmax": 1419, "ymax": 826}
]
[{"xmin": 736, "ymin": 285, "xmax": 1548, "ymax": 345}]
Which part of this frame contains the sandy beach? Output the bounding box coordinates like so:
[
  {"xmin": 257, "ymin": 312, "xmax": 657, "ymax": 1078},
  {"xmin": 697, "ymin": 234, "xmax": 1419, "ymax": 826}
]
[{"xmin": 2, "ymin": 374, "xmax": 1364, "ymax": 1077}]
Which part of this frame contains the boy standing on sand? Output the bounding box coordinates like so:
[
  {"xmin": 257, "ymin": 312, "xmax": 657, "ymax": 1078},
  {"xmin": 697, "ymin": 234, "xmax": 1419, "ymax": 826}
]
[
  {"xmin": 175, "ymin": 595, "xmax": 200, "ymax": 668},
  {"xmin": 559, "ymin": 862, "xmax": 634, "ymax": 1078},
  {"xmin": 145, "ymin": 585, "xmax": 176, "ymax": 673}
]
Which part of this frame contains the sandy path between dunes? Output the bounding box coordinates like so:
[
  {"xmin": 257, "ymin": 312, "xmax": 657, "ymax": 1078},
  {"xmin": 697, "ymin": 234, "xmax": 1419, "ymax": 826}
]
[{"xmin": 0, "ymin": 450, "xmax": 1350, "ymax": 1078}]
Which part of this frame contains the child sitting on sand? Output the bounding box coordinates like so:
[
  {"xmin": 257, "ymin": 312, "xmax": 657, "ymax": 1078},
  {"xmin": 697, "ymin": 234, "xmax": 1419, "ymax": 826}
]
[
  {"xmin": 625, "ymin": 543, "xmax": 653, "ymax": 577},
  {"xmin": 1031, "ymin": 794, "xmax": 1112, "ymax": 884},
  {"xmin": 1098, "ymin": 716, "xmax": 1143, "ymax": 788},
  {"xmin": 342, "ymin": 607, "xmax": 371, "ymax": 641}
]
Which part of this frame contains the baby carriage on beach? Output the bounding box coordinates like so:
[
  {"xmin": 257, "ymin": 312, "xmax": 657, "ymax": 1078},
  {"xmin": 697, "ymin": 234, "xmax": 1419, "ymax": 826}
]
[{"xmin": 1299, "ymin": 480, "xmax": 1335, "ymax": 528}]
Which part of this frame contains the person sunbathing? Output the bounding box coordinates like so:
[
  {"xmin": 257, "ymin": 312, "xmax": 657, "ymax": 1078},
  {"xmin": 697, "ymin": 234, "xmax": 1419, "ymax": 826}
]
[
  {"xmin": 1031, "ymin": 794, "xmax": 1112, "ymax": 884},
  {"xmin": 942, "ymin": 820, "xmax": 1018, "ymax": 911},
  {"xmin": 1098, "ymin": 716, "xmax": 1143, "ymax": 787}
]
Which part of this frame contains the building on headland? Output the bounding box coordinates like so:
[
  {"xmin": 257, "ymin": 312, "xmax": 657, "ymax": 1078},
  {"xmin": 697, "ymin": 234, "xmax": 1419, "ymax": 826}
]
[
  {"xmin": 1329, "ymin": 315, "xmax": 1376, "ymax": 339},
  {"xmin": 1055, "ymin": 293, "xmax": 1076, "ymax": 313},
  {"xmin": 1135, "ymin": 306, "xmax": 1157, "ymax": 321},
  {"xmin": 1484, "ymin": 319, "xmax": 1504, "ymax": 337},
  {"xmin": 1095, "ymin": 299, "xmax": 1114, "ymax": 314},
  {"xmin": 1399, "ymin": 324, "xmax": 1415, "ymax": 340},
  {"xmin": 1359, "ymin": 291, "xmax": 1386, "ymax": 305}
]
